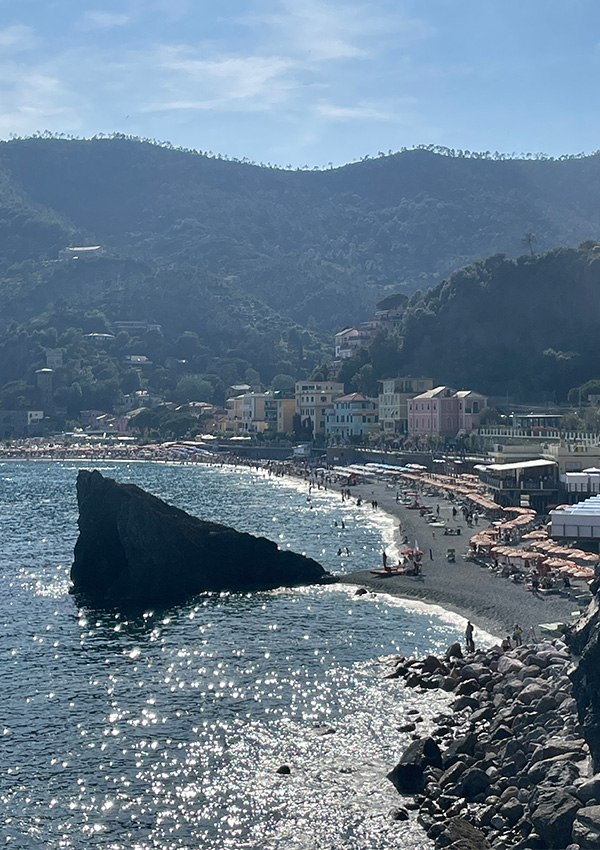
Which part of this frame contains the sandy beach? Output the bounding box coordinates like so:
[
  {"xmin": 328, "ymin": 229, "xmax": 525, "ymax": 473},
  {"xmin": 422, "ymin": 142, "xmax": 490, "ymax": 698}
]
[{"xmin": 334, "ymin": 476, "xmax": 582, "ymax": 640}]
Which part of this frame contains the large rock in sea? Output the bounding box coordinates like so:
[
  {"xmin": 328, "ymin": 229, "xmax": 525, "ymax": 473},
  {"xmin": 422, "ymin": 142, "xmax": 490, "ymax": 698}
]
[{"xmin": 71, "ymin": 470, "xmax": 330, "ymax": 605}]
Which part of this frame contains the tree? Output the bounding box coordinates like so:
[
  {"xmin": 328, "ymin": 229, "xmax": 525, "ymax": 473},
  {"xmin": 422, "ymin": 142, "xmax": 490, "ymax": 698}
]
[
  {"xmin": 120, "ymin": 369, "xmax": 141, "ymax": 395},
  {"xmin": 521, "ymin": 232, "xmax": 536, "ymax": 256},
  {"xmin": 174, "ymin": 375, "xmax": 214, "ymax": 403},
  {"xmin": 174, "ymin": 331, "xmax": 200, "ymax": 359},
  {"xmin": 351, "ymin": 364, "xmax": 377, "ymax": 396},
  {"xmin": 271, "ymin": 373, "xmax": 295, "ymax": 391}
]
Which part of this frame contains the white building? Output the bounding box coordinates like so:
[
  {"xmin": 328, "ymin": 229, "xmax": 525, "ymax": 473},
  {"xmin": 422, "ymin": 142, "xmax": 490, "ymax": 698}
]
[
  {"xmin": 551, "ymin": 496, "xmax": 600, "ymax": 539},
  {"xmin": 325, "ymin": 393, "xmax": 378, "ymax": 440}
]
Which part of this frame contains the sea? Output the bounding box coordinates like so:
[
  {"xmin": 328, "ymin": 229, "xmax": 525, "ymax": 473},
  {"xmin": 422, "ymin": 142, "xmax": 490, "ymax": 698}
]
[{"xmin": 0, "ymin": 460, "xmax": 490, "ymax": 850}]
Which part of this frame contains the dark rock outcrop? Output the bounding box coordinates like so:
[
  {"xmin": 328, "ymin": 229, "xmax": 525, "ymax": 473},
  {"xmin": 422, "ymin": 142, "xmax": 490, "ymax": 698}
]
[
  {"xmin": 71, "ymin": 470, "xmax": 330, "ymax": 605},
  {"xmin": 572, "ymin": 804, "xmax": 600, "ymax": 848},
  {"xmin": 387, "ymin": 737, "xmax": 443, "ymax": 794},
  {"xmin": 385, "ymin": 640, "xmax": 590, "ymax": 849},
  {"xmin": 530, "ymin": 789, "xmax": 581, "ymax": 849}
]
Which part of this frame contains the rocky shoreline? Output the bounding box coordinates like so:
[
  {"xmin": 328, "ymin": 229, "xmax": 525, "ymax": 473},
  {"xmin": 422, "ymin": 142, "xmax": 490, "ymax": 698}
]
[{"xmin": 381, "ymin": 637, "xmax": 600, "ymax": 850}]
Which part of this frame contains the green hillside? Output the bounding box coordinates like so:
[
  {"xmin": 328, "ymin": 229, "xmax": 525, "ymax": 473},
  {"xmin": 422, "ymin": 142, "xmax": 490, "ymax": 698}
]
[
  {"xmin": 3, "ymin": 138, "xmax": 600, "ymax": 412},
  {"xmin": 343, "ymin": 242, "xmax": 600, "ymax": 401},
  {"xmin": 3, "ymin": 138, "xmax": 600, "ymax": 329}
]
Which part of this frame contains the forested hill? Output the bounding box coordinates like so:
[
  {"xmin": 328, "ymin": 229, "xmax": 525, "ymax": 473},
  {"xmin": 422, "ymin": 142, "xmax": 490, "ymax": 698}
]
[
  {"xmin": 348, "ymin": 242, "xmax": 600, "ymax": 401},
  {"xmin": 3, "ymin": 138, "xmax": 600, "ymax": 335}
]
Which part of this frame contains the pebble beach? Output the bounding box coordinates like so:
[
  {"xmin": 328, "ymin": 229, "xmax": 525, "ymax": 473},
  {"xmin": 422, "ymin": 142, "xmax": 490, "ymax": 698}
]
[{"xmin": 335, "ymin": 477, "xmax": 583, "ymax": 640}]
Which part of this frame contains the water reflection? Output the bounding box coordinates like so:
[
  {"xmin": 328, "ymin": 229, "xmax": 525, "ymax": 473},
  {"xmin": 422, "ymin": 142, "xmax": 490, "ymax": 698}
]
[{"xmin": 0, "ymin": 462, "xmax": 466, "ymax": 848}]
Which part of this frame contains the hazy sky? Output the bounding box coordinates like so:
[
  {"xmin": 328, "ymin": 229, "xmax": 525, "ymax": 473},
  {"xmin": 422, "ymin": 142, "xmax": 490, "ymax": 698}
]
[{"xmin": 1, "ymin": 0, "xmax": 598, "ymax": 166}]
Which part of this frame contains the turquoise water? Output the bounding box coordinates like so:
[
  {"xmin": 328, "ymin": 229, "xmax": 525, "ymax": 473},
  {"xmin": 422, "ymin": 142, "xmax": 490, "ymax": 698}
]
[{"xmin": 0, "ymin": 461, "xmax": 468, "ymax": 849}]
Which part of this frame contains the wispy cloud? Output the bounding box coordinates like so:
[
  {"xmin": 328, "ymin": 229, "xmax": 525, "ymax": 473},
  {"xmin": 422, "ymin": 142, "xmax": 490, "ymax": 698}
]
[
  {"xmin": 0, "ymin": 0, "xmax": 437, "ymax": 162},
  {"xmin": 315, "ymin": 98, "xmax": 416, "ymax": 122},
  {"xmin": 76, "ymin": 11, "xmax": 131, "ymax": 32},
  {"xmin": 0, "ymin": 63, "xmax": 82, "ymax": 137},
  {"xmin": 0, "ymin": 25, "xmax": 36, "ymax": 52},
  {"xmin": 142, "ymin": 47, "xmax": 296, "ymax": 113},
  {"xmin": 238, "ymin": 0, "xmax": 433, "ymax": 63}
]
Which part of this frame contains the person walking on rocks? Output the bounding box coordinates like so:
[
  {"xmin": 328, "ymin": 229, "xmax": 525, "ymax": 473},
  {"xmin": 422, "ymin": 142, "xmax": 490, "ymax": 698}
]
[{"xmin": 465, "ymin": 620, "xmax": 475, "ymax": 653}]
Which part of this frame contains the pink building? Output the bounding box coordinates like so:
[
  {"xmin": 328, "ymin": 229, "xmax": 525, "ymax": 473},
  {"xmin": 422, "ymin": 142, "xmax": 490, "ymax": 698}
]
[{"xmin": 407, "ymin": 387, "xmax": 487, "ymax": 438}]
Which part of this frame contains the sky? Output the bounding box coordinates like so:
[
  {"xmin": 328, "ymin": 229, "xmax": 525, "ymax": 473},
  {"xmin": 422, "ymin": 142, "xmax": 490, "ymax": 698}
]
[{"xmin": 1, "ymin": 0, "xmax": 599, "ymax": 167}]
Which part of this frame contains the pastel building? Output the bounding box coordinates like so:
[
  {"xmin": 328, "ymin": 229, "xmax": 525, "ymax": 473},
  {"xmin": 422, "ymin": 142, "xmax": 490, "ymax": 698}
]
[
  {"xmin": 295, "ymin": 381, "xmax": 345, "ymax": 436},
  {"xmin": 226, "ymin": 391, "xmax": 295, "ymax": 435},
  {"xmin": 226, "ymin": 392, "xmax": 269, "ymax": 434},
  {"xmin": 378, "ymin": 376, "xmax": 434, "ymax": 433},
  {"xmin": 325, "ymin": 393, "xmax": 378, "ymax": 440},
  {"xmin": 407, "ymin": 387, "xmax": 487, "ymax": 438}
]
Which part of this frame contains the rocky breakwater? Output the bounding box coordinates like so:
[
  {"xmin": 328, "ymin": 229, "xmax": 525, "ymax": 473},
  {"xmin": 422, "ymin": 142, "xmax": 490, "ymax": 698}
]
[
  {"xmin": 71, "ymin": 469, "xmax": 330, "ymax": 605},
  {"xmin": 383, "ymin": 640, "xmax": 600, "ymax": 850}
]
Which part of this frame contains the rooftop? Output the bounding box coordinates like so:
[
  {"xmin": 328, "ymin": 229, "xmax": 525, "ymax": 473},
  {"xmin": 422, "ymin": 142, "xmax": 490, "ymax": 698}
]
[{"xmin": 484, "ymin": 459, "xmax": 557, "ymax": 473}]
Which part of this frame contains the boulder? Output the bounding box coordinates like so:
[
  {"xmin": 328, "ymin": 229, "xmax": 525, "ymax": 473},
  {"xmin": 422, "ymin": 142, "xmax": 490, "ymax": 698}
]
[
  {"xmin": 577, "ymin": 776, "xmax": 600, "ymax": 804},
  {"xmin": 517, "ymin": 682, "xmax": 547, "ymax": 704},
  {"xmin": 470, "ymin": 705, "xmax": 494, "ymax": 724},
  {"xmin": 439, "ymin": 760, "xmax": 468, "ymax": 789},
  {"xmin": 433, "ymin": 816, "xmax": 490, "ymax": 849},
  {"xmin": 460, "ymin": 663, "xmax": 488, "ymax": 681},
  {"xmin": 445, "ymin": 642, "xmax": 463, "ymax": 660},
  {"xmin": 572, "ymin": 804, "xmax": 600, "ymax": 848},
  {"xmin": 497, "ymin": 656, "xmax": 524, "ymax": 675},
  {"xmin": 530, "ymin": 739, "xmax": 588, "ymax": 764},
  {"xmin": 387, "ymin": 737, "xmax": 443, "ymax": 794},
  {"xmin": 528, "ymin": 755, "xmax": 581, "ymax": 787},
  {"xmin": 455, "ymin": 767, "xmax": 491, "ymax": 800},
  {"xmin": 422, "ymin": 655, "xmax": 447, "ymax": 674},
  {"xmin": 442, "ymin": 733, "xmax": 478, "ymax": 766},
  {"xmin": 530, "ymin": 789, "xmax": 581, "ymax": 848},
  {"xmin": 71, "ymin": 470, "xmax": 330, "ymax": 604},
  {"xmin": 389, "ymin": 807, "xmax": 410, "ymax": 821},
  {"xmin": 451, "ymin": 695, "xmax": 480, "ymax": 711}
]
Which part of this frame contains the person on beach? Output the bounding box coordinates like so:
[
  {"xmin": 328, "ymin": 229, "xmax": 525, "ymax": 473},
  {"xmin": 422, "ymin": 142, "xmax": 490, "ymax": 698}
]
[
  {"xmin": 512, "ymin": 624, "xmax": 523, "ymax": 647},
  {"xmin": 465, "ymin": 620, "xmax": 475, "ymax": 653},
  {"xmin": 501, "ymin": 636, "xmax": 512, "ymax": 651}
]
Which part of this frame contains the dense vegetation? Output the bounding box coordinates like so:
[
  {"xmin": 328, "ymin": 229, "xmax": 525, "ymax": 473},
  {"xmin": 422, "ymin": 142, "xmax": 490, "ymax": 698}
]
[
  {"xmin": 3, "ymin": 137, "xmax": 600, "ymax": 413},
  {"xmin": 339, "ymin": 242, "xmax": 600, "ymax": 401}
]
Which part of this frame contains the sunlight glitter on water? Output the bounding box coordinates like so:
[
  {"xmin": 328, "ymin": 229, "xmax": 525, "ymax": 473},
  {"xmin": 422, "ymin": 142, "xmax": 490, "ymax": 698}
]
[{"xmin": 0, "ymin": 461, "xmax": 476, "ymax": 848}]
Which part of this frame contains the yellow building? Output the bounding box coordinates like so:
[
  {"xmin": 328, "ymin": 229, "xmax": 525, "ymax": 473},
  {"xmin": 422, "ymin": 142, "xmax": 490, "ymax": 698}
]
[
  {"xmin": 226, "ymin": 391, "xmax": 296, "ymax": 435},
  {"xmin": 295, "ymin": 381, "xmax": 345, "ymax": 436}
]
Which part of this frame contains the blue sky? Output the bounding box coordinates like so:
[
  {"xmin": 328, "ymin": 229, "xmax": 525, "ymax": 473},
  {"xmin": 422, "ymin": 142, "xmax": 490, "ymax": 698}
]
[{"xmin": 1, "ymin": 0, "xmax": 599, "ymax": 166}]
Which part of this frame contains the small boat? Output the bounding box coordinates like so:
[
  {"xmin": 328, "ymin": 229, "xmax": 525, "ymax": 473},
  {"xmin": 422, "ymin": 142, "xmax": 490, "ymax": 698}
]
[{"xmin": 370, "ymin": 566, "xmax": 420, "ymax": 577}]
